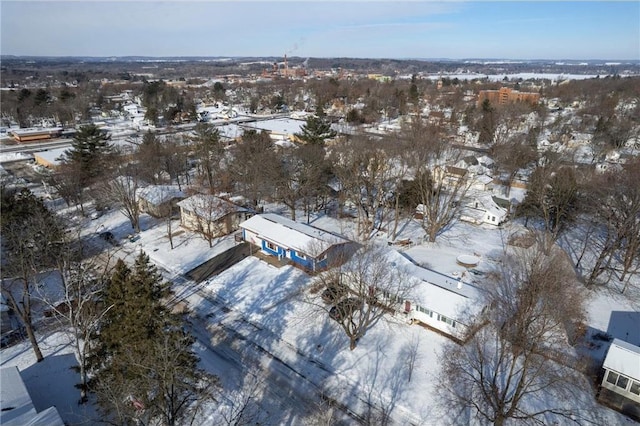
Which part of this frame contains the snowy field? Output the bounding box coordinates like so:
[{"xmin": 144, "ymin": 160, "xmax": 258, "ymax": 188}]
[{"xmin": 1, "ymin": 203, "xmax": 639, "ymax": 424}]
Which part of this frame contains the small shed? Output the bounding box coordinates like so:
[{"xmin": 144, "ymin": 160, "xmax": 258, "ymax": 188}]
[
  {"xmin": 240, "ymin": 213, "xmax": 351, "ymax": 272},
  {"xmin": 598, "ymin": 339, "xmax": 640, "ymax": 419}
]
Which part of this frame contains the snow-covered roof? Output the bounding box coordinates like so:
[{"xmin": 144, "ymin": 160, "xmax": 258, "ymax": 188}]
[
  {"xmin": 33, "ymin": 147, "xmax": 68, "ymax": 167},
  {"xmin": 241, "ymin": 118, "xmax": 306, "ymax": 136},
  {"xmin": 385, "ymin": 249, "xmax": 483, "ymax": 322},
  {"xmin": 240, "ymin": 213, "xmax": 349, "ymax": 257},
  {"xmin": 137, "ymin": 185, "xmax": 185, "ymax": 205},
  {"xmin": 10, "ymin": 127, "xmax": 62, "ymax": 137},
  {"xmin": 0, "ymin": 366, "xmax": 64, "ymax": 426},
  {"xmin": 177, "ymin": 194, "xmax": 248, "ymax": 222},
  {"xmin": 603, "ymin": 339, "xmax": 640, "ymax": 380}
]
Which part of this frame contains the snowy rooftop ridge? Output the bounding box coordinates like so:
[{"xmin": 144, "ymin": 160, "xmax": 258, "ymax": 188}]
[
  {"xmin": 137, "ymin": 185, "xmax": 185, "ymax": 205},
  {"xmin": 240, "ymin": 213, "xmax": 350, "ymax": 257},
  {"xmin": 177, "ymin": 194, "xmax": 249, "ymax": 222},
  {"xmin": 603, "ymin": 339, "xmax": 640, "ymax": 380},
  {"xmin": 388, "ymin": 249, "xmax": 482, "ymax": 300}
]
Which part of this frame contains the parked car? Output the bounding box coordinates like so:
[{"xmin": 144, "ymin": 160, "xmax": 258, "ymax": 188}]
[
  {"xmin": 321, "ymin": 282, "xmax": 349, "ymax": 304},
  {"xmin": 99, "ymin": 231, "xmax": 117, "ymax": 245},
  {"xmin": 329, "ymin": 297, "xmax": 363, "ymax": 322},
  {"xmin": 1, "ymin": 328, "xmax": 25, "ymax": 348}
]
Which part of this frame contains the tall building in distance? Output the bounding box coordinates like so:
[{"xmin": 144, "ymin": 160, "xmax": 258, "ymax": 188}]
[{"xmin": 477, "ymin": 87, "xmax": 540, "ymax": 107}]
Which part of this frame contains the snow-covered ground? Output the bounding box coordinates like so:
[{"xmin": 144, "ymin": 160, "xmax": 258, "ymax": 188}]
[{"xmin": 2, "ymin": 203, "xmax": 639, "ymax": 424}]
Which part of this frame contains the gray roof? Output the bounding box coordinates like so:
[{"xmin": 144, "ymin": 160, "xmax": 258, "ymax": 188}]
[
  {"xmin": 137, "ymin": 185, "xmax": 185, "ymax": 205},
  {"xmin": 0, "ymin": 366, "xmax": 64, "ymax": 426}
]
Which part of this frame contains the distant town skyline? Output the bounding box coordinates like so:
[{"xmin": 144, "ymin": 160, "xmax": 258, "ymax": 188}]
[{"xmin": 1, "ymin": 1, "xmax": 638, "ymax": 60}]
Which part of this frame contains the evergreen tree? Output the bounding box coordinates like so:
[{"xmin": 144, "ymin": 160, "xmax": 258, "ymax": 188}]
[
  {"xmin": 61, "ymin": 123, "xmax": 113, "ymax": 188},
  {"xmin": 89, "ymin": 253, "xmax": 216, "ymax": 425},
  {"xmin": 295, "ymin": 109, "xmax": 336, "ymax": 147}
]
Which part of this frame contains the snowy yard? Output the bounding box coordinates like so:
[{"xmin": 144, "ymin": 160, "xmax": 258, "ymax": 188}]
[{"xmin": 2, "ymin": 205, "xmax": 639, "ymax": 424}]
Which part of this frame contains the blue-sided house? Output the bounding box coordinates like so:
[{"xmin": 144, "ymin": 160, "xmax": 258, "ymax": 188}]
[{"xmin": 239, "ymin": 213, "xmax": 352, "ymax": 272}]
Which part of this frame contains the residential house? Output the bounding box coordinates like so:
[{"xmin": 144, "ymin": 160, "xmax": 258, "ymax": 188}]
[
  {"xmin": 137, "ymin": 185, "xmax": 186, "ymax": 218},
  {"xmin": 0, "ymin": 366, "xmax": 64, "ymax": 426},
  {"xmin": 33, "ymin": 147, "xmax": 67, "ymax": 169},
  {"xmin": 434, "ymin": 165, "xmax": 468, "ymax": 188},
  {"xmin": 177, "ymin": 194, "xmax": 252, "ymax": 239},
  {"xmin": 240, "ymin": 213, "xmax": 352, "ymax": 272},
  {"xmin": 383, "ymin": 249, "xmax": 483, "ymax": 340},
  {"xmin": 598, "ymin": 339, "xmax": 640, "ymax": 420},
  {"xmin": 239, "ymin": 118, "xmax": 306, "ymax": 146},
  {"xmin": 460, "ymin": 194, "xmax": 509, "ymax": 226}
]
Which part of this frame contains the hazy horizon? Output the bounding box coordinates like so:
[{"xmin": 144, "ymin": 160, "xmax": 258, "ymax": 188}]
[{"xmin": 2, "ymin": 1, "xmax": 639, "ymax": 61}]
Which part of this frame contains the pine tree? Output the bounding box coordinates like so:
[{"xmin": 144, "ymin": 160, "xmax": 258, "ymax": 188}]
[
  {"xmin": 61, "ymin": 123, "xmax": 113, "ymax": 187},
  {"xmin": 295, "ymin": 109, "xmax": 337, "ymax": 147},
  {"xmin": 89, "ymin": 252, "xmax": 217, "ymax": 425}
]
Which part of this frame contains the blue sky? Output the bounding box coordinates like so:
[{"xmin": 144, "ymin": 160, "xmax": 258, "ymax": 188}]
[{"xmin": 1, "ymin": 1, "xmax": 638, "ymax": 60}]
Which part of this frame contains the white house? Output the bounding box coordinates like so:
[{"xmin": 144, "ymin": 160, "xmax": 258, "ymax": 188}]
[
  {"xmin": 240, "ymin": 213, "xmax": 352, "ymax": 272},
  {"xmin": 598, "ymin": 339, "xmax": 640, "ymax": 419},
  {"xmin": 0, "ymin": 366, "xmax": 64, "ymax": 426},
  {"xmin": 239, "ymin": 118, "xmax": 306, "ymax": 144},
  {"xmin": 460, "ymin": 194, "xmax": 509, "ymax": 226},
  {"xmin": 383, "ymin": 249, "xmax": 483, "ymax": 340},
  {"xmin": 123, "ymin": 103, "xmax": 141, "ymax": 115}
]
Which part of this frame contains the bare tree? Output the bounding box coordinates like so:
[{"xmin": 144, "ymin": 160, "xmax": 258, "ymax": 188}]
[
  {"xmin": 1, "ymin": 187, "xmax": 64, "ymax": 362},
  {"xmin": 330, "ymin": 136, "xmax": 399, "ymax": 239},
  {"xmin": 438, "ymin": 240, "xmax": 591, "ymax": 426},
  {"xmin": 491, "ymin": 132, "xmax": 538, "ymax": 197},
  {"xmin": 183, "ymin": 194, "xmax": 239, "ymax": 247},
  {"xmin": 191, "ymin": 122, "xmax": 225, "ymax": 190},
  {"xmin": 212, "ymin": 373, "xmax": 267, "ymax": 426},
  {"xmin": 95, "ymin": 174, "xmax": 142, "ymax": 233},
  {"xmin": 37, "ymin": 249, "xmax": 116, "ymax": 403},
  {"xmin": 414, "ymin": 166, "xmax": 470, "ymax": 242},
  {"xmin": 582, "ymin": 159, "xmax": 640, "ymax": 289},
  {"xmin": 229, "ymin": 129, "xmax": 279, "ymax": 208},
  {"xmin": 314, "ymin": 244, "xmax": 414, "ymax": 350},
  {"xmin": 398, "ymin": 119, "xmax": 468, "ymax": 242},
  {"xmin": 517, "ymin": 157, "xmax": 581, "ymax": 248},
  {"xmin": 49, "ymin": 159, "xmax": 89, "ymax": 215}
]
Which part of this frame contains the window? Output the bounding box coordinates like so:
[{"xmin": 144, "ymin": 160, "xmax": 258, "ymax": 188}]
[
  {"xmin": 417, "ymin": 305, "xmax": 433, "ymax": 317},
  {"xmin": 438, "ymin": 314, "xmax": 455, "ymax": 327},
  {"xmin": 491, "ymin": 216, "xmax": 496, "ymax": 222},
  {"xmin": 630, "ymin": 381, "xmax": 640, "ymax": 396},
  {"xmin": 616, "ymin": 375, "xmax": 629, "ymax": 390},
  {"xmin": 606, "ymin": 371, "xmax": 633, "ymax": 390},
  {"xmin": 266, "ymin": 241, "xmax": 278, "ymax": 251},
  {"xmin": 296, "ymin": 252, "xmax": 306, "ymax": 260}
]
